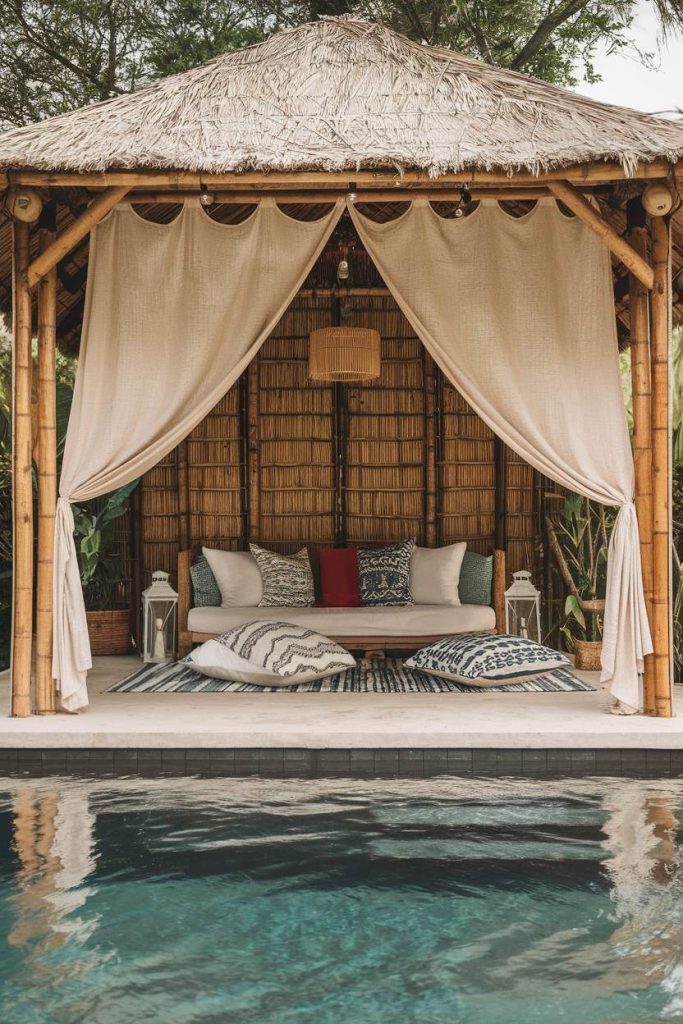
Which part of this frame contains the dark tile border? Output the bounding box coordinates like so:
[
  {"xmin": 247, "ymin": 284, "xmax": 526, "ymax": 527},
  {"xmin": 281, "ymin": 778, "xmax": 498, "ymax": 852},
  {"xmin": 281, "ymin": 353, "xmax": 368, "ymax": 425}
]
[{"xmin": 0, "ymin": 747, "xmax": 682, "ymax": 777}]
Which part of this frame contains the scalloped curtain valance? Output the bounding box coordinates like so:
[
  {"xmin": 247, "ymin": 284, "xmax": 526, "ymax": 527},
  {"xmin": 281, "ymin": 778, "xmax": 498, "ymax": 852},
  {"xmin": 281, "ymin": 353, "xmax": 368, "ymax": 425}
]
[{"xmin": 55, "ymin": 197, "xmax": 650, "ymax": 712}]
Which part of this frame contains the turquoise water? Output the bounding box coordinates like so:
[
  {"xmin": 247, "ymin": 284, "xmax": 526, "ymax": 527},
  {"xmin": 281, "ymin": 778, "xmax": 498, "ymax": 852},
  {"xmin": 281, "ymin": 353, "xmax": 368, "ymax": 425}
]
[{"xmin": 1, "ymin": 776, "xmax": 683, "ymax": 1023}]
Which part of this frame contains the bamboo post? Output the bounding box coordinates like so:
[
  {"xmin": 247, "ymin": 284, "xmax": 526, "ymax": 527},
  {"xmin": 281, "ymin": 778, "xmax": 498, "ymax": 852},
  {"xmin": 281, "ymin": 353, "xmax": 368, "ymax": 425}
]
[
  {"xmin": 11, "ymin": 220, "xmax": 34, "ymax": 717},
  {"xmin": 494, "ymin": 436, "xmax": 507, "ymax": 553},
  {"xmin": 176, "ymin": 439, "xmax": 191, "ymax": 551},
  {"xmin": 34, "ymin": 215, "xmax": 58, "ymax": 714},
  {"xmin": 626, "ymin": 200, "xmax": 656, "ymax": 714},
  {"xmin": 650, "ymin": 214, "xmax": 673, "ymax": 717},
  {"xmin": 247, "ymin": 357, "xmax": 260, "ymax": 540},
  {"xmin": 423, "ymin": 350, "xmax": 438, "ymax": 547}
]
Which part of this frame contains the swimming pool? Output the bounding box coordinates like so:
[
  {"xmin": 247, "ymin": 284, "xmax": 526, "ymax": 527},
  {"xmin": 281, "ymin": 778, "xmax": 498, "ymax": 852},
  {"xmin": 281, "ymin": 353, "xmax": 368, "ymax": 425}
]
[{"xmin": 1, "ymin": 776, "xmax": 682, "ymax": 1023}]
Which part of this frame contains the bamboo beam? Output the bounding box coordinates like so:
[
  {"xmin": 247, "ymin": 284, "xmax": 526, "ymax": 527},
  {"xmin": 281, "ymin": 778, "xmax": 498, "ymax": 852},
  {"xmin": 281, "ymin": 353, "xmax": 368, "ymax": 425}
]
[
  {"xmin": 26, "ymin": 186, "xmax": 128, "ymax": 289},
  {"xmin": 10, "ymin": 220, "xmax": 33, "ymax": 717},
  {"xmin": 627, "ymin": 207, "xmax": 656, "ymax": 714},
  {"xmin": 127, "ymin": 188, "xmax": 554, "ymax": 205},
  {"xmin": 10, "ymin": 160, "xmax": 676, "ymax": 188},
  {"xmin": 34, "ymin": 222, "xmax": 57, "ymax": 715},
  {"xmin": 650, "ymin": 214, "xmax": 673, "ymax": 717},
  {"xmin": 548, "ymin": 181, "xmax": 654, "ymax": 289},
  {"xmin": 247, "ymin": 358, "xmax": 260, "ymax": 541},
  {"xmin": 423, "ymin": 350, "xmax": 438, "ymax": 547},
  {"xmin": 494, "ymin": 436, "xmax": 508, "ymax": 552}
]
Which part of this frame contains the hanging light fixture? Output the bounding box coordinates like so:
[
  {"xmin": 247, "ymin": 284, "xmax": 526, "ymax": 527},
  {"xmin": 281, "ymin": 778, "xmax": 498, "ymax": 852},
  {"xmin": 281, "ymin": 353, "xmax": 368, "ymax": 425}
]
[{"xmin": 308, "ymin": 327, "xmax": 381, "ymax": 382}]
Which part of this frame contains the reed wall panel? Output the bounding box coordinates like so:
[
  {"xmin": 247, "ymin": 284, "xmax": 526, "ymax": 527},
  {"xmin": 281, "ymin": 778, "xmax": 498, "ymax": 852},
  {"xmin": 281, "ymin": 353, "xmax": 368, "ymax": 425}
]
[{"xmin": 138, "ymin": 292, "xmax": 539, "ymax": 589}]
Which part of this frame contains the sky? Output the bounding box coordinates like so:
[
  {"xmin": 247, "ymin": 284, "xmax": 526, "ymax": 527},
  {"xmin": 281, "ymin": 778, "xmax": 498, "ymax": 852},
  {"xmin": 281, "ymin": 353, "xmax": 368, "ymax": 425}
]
[{"xmin": 579, "ymin": 1, "xmax": 683, "ymax": 115}]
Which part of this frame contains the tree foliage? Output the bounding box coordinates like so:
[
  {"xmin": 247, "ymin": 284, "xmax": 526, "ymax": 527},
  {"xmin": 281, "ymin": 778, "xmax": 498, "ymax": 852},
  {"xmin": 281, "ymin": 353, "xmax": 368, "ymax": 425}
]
[{"xmin": 0, "ymin": 0, "xmax": 681, "ymax": 129}]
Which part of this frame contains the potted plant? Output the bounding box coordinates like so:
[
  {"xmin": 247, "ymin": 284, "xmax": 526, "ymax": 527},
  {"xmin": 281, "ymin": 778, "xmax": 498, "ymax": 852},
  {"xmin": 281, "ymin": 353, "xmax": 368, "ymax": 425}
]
[
  {"xmin": 545, "ymin": 493, "xmax": 612, "ymax": 671},
  {"xmin": 73, "ymin": 480, "xmax": 138, "ymax": 655}
]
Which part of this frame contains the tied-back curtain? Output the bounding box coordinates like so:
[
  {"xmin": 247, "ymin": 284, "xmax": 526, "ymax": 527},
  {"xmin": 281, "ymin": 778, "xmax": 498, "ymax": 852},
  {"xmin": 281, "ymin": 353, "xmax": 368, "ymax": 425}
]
[
  {"xmin": 54, "ymin": 199, "xmax": 343, "ymax": 710},
  {"xmin": 349, "ymin": 198, "xmax": 651, "ymax": 709}
]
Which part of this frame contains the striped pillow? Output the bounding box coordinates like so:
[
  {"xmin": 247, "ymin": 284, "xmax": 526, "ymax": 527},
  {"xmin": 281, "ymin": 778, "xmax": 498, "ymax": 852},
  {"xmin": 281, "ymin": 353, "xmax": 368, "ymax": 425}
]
[
  {"xmin": 406, "ymin": 634, "xmax": 568, "ymax": 687},
  {"xmin": 250, "ymin": 544, "xmax": 315, "ymax": 607},
  {"xmin": 189, "ymin": 555, "xmax": 221, "ymax": 607},
  {"xmin": 188, "ymin": 621, "xmax": 355, "ymax": 686},
  {"xmin": 358, "ymin": 539, "xmax": 414, "ymax": 606}
]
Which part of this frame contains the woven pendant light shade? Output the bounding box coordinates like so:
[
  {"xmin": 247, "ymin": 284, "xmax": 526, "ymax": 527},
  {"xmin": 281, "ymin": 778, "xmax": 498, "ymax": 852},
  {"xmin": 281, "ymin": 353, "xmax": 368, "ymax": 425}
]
[{"xmin": 308, "ymin": 327, "xmax": 381, "ymax": 382}]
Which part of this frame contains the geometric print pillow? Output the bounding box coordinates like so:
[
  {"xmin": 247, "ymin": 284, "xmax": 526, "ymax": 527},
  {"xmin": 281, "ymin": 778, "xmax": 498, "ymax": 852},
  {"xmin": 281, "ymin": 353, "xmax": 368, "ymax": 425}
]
[
  {"xmin": 250, "ymin": 544, "xmax": 315, "ymax": 607},
  {"xmin": 188, "ymin": 620, "xmax": 355, "ymax": 687},
  {"xmin": 405, "ymin": 633, "xmax": 569, "ymax": 687},
  {"xmin": 189, "ymin": 554, "xmax": 221, "ymax": 607},
  {"xmin": 357, "ymin": 538, "xmax": 415, "ymax": 606}
]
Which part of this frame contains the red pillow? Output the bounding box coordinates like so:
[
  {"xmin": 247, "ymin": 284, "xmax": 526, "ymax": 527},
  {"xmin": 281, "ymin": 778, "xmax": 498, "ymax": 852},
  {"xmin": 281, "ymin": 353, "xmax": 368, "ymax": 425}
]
[{"xmin": 319, "ymin": 547, "xmax": 361, "ymax": 607}]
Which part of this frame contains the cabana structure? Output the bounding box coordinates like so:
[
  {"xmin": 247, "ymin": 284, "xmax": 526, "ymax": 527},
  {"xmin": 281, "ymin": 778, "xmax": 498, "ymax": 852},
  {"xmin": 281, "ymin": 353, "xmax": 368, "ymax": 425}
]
[{"xmin": 1, "ymin": 16, "xmax": 682, "ymax": 718}]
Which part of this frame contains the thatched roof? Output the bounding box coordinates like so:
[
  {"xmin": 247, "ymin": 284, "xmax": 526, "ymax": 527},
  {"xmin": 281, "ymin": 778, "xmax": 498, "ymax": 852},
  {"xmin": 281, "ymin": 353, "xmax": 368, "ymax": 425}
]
[{"xmin": 1, "ymin": 16, "xmax": 683, "ymax": 178}]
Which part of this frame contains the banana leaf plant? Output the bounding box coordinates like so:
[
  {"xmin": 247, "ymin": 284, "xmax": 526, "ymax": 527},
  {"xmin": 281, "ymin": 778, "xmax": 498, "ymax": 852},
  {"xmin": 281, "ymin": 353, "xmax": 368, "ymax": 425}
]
[
  {"xmin": 73, "ymin": 479, "xmax": 139, "ymax": 611},
  {"xmin": 545, "ymin": 493, "xmax": 613, "ymax": 648}
]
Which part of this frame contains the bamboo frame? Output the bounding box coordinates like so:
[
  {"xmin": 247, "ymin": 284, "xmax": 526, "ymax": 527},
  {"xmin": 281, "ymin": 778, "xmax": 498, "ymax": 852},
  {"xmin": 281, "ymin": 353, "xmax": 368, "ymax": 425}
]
[
  {"xmin": 10, "ymin": 159, "xmax": 674, "ymax": 188},
  {"xmin": 34, "ymin": 225, "xmax": 58, "ymax": 714},
  {"xmin": 650, "ymin": 214, "xmax": 673, "ymax": 717},
  {"xmin": 27, "ymin": 186, "xmax": 129, "ymax": 289},
  {"xmin": 628, "ymin": 215, "xmax": 656, "ymax": 714},
  {"xmin": 423, "ymin": 350, "xmax": 438, "ymax": 546},
  {"xmin": 176, "ymin": 439, "xmax": 191, "ymax": 551},
  {"xmin": 127, "ymin": 188, "xmax": 555, "ymax": 204},
  {"xmin": 548, "ymin": 180, "xmax": 654, "ymax": 289},
  {"xmin": 247, "ymin": 358, "xmax": 260, "ymax": 539},
  {"xmin": 10, "ymin": 220, "xmax": 33, "ymax": 717}
]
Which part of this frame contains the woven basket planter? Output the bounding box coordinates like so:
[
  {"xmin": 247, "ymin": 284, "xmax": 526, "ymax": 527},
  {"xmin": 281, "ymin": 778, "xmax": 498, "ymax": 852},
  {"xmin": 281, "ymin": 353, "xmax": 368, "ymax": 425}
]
[
  {"xmin": 573, "ymin": 639, "xmax": 602, "ymax": 672},
  {"xmin": 86, "ymin": 609, "xmax": 132, "ymax": 656}
]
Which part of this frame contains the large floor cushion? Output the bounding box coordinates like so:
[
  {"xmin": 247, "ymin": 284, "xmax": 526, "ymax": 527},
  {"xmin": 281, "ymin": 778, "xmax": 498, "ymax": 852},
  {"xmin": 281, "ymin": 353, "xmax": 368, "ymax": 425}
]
[{"xmin": 187, "ymin": 603, "xmax": 496, "ymax": 637}]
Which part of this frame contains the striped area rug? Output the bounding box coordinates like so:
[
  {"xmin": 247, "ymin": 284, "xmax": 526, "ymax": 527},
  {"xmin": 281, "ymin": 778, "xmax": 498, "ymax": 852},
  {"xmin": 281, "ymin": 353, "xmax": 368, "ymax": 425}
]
[{"xmin": 110, "ymin": 658, "xmax": 594, "ymax": 695}]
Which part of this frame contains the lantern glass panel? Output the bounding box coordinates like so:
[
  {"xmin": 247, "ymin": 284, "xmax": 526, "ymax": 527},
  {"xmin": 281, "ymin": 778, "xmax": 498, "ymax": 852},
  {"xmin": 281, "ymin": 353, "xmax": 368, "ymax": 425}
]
[
  {"xmin": 144, "ymin": 599, "xmax": 177, "ymax": 663},
  {"xmin": 505, "ymin": 597, "xmax": 541, "ymax": 644}
]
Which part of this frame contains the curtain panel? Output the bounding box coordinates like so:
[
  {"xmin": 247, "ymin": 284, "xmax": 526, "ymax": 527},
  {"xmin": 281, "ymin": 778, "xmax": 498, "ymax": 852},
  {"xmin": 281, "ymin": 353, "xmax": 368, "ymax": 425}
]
[
  {"xmin": 54, "ymin": 200, "xmax": 343, "ymax": 710},
  {"xmin": 349, "ymin": 198, "xmax": 651, "ymax": 710}
]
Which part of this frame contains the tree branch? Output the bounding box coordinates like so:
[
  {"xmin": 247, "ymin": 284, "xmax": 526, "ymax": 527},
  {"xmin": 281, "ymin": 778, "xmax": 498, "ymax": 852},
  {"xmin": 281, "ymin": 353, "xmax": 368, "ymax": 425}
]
[{"xmin": 511, "ymin": 0, "xmax": 591, "ymax": 70}]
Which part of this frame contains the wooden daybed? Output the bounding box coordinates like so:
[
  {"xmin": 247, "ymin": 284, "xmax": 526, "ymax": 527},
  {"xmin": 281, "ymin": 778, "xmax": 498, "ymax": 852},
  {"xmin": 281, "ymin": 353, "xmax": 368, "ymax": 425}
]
[{"xmin": 177, "ymin": 548, "xmax": 507, "ymax": 657}]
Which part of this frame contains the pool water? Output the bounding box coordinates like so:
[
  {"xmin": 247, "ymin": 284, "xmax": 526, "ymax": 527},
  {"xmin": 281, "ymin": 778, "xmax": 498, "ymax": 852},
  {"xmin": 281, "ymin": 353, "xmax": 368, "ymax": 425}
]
[{"xmin": 1, "ymin": 776, "xmax": 682, "ymax": 1024}]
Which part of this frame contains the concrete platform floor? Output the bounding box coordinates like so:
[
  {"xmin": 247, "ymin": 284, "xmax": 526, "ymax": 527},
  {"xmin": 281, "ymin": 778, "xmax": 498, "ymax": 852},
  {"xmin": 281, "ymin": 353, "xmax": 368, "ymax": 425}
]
[{"xmin": 0, "ymin": 655, "xmax": 682, "ymax": 749}]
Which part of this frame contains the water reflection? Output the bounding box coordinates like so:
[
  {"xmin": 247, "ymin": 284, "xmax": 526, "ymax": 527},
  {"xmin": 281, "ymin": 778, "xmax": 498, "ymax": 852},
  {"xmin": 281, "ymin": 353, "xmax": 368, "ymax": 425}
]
[{"xmin": 0, "ymin": 776, "xmax": 682, "ymax": 1024}]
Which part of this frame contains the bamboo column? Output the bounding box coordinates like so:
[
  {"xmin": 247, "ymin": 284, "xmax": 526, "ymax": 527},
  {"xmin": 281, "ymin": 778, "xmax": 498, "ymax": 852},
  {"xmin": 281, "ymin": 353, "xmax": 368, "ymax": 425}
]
[
  {"xmin": 34, "ymin": 218, "xmax": 58, "ymax": 714},
  {"xmin": 423, "ymin": 350, "xmax": 438, "ymax": 547},
  {"xmin": 649, "ymin": 213, "xmax": 673, "ymax": 717},
  {"xmin": 247, "ymin": 358, "xmax": 260, "ymax": 540},
  {"xmin": 11, "ymin": 221, "xmax": 34, "ymax": 717},
  {"xmin": 493, "ymin": 436, "xmax": 508, "ymax": 553},
  {"xmin": 176, "ymin": 439, "xmax": 191, "ymax": 551},
  {"xmin": 626, "ymin": 203, "xmax": 656, "ymax": 714}
]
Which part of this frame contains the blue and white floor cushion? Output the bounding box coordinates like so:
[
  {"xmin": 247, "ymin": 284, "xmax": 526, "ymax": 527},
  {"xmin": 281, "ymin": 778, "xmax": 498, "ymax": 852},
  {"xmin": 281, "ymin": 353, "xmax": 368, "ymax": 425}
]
[
  {"xmin": 186, "ymin": 620, "xmax": 356, "ymax": 687},
  {"xmin": 405, "ymin": 634, "xmax": 569, "ymax": 688}
]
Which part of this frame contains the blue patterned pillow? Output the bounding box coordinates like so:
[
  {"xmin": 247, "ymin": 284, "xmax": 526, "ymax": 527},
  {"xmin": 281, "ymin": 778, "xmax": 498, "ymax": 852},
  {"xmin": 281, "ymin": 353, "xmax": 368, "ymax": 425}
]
[
  {"xmin": 405, "ymin": 634, "xmax": 568, "ymax": 687},
  {"xmin": 190, "ymin": 555, "xmax": 221, "ymax": 608},
  {"xmin": 358, "ymin": 539, "xmax": 414, "ymax": 607}
]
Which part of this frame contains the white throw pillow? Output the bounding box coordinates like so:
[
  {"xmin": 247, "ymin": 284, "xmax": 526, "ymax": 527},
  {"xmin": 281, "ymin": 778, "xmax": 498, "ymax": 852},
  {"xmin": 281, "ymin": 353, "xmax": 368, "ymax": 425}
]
[
  {"xmin": 405, "ymin": 634, "xmax": 569, "ymax": 687},
  {"xmin": 410, "ymin": 542, "xmax": 466, "ymax": 606},
  {"xmin": 202, "ymin": 547, "xmax": 262, "ymax": 607},
  {"xmin": 186, "ymin": 621, "xmax": 356, "ymax": 687}
]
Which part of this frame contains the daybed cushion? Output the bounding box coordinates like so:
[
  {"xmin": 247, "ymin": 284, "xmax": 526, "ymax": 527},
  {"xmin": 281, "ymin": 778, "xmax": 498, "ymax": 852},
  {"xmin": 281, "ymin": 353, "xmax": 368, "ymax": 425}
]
[
  {"xmin": 250, "ymin": 544, "xmax": 315, "ymax": 607},
  {"xmin": 186, "ymin": 621, "xmax": 355, "ymax": 687},
  {"xmin": 358, "ymin": 539, "xmax": 414, "ymax": 606},
  {"xmin": 410, "ymin": 542, "xmax": 466, "ymax": 606},
  {"xmin": 187, "ymin": 603, "xmax": 496, "ymax": 637},
  {"xmin": 458, "ymin": 551, "xmax": 493, "ymax": 606},
  {"xmin": 405, "ymin": 634, "xmax": 569, "ymax": 687},
  {"xmin": 202, "ymin": 547, "xmax": 262, "ymax": 607}
]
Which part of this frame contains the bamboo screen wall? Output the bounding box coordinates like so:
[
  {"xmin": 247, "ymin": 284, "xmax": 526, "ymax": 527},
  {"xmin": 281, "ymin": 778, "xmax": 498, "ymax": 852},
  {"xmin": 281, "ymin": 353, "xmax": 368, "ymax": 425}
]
[{"xmin": 139, "ymin": 292, "xmax": 538, "ymax": 588}]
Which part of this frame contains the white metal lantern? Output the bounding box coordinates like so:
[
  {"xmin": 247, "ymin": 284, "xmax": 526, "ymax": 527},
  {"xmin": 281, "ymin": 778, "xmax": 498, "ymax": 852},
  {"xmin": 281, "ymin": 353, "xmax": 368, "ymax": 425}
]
[
  {"xmin": 142, "ymin": 571, "xmax": 178, "ymax": 663},
  {"xmin": 504, "ymin": 570, "xmax": 542, "ymax": 643}
]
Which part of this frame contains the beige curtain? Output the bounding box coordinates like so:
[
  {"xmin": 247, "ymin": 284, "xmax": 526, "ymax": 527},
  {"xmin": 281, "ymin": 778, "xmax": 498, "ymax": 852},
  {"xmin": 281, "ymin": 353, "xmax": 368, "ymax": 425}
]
[
  {"xmin": 54, "ymin": 199, "xmax": 343, "ymax": 710},
  {"xmin": 350, "ymin": 198, "xmax": 651, "ymax": 710}
]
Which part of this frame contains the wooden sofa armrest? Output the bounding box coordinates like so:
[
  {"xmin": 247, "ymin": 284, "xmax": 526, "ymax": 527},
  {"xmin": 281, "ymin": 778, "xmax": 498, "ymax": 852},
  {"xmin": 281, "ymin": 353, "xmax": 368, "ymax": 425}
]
[
  {"xmin": 177, "ymin": 548, "xmax": 194, "ymax": 655},
  {"xmin": 492, "ymin": 548, "xmax": 506, "ymax": 634}
]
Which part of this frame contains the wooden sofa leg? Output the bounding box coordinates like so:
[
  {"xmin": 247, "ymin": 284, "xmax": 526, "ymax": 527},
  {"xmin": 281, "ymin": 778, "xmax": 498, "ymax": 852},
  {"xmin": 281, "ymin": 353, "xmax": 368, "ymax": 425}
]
[
  {"xmin": 178, "ymin": 634, "xmax": 193, "ymax": 659},
  {"xmin": 364, "ymin": 648, "xmax": 386, "ymax": 660}
]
